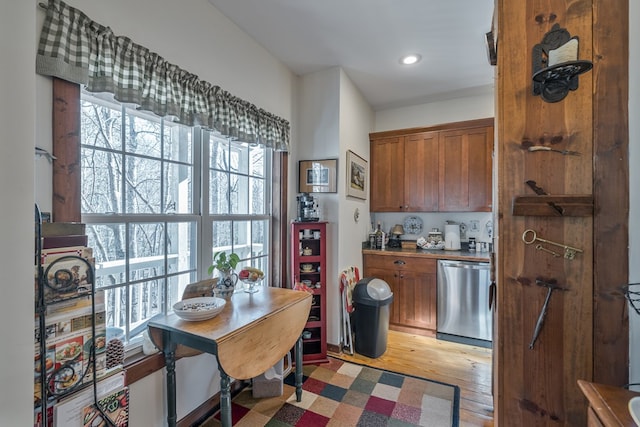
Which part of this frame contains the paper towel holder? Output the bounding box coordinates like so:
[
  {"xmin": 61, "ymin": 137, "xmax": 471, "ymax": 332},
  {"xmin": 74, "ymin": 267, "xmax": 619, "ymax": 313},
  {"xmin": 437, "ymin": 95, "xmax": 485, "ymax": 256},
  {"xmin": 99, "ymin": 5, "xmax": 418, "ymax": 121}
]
[{"xmin": 532, "ymin": 23, "xmax": 593, "ymax": 103}]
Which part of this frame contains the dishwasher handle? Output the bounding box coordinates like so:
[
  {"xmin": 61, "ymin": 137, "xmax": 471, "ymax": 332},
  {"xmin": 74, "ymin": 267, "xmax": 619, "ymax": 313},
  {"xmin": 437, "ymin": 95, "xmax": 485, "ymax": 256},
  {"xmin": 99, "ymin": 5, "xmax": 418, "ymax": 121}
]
[{"xmin": 438, "ymin": 260, "xmax": 489, "ymax": 270}]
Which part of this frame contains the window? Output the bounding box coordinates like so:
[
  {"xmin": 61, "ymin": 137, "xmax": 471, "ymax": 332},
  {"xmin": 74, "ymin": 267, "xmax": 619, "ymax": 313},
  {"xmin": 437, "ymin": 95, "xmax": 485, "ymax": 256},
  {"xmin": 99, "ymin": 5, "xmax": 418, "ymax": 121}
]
[{"xmin": 80, "ymin": 92, "xmax": 272, "ymax": 345}]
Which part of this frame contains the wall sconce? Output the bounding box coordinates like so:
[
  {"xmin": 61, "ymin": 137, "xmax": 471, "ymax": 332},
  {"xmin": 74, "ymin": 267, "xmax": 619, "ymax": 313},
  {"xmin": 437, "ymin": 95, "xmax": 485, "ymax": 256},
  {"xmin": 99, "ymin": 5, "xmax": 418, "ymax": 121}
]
[{"xmin": 532, "ymin": 23, "xmax": 593, "ymax": 103}]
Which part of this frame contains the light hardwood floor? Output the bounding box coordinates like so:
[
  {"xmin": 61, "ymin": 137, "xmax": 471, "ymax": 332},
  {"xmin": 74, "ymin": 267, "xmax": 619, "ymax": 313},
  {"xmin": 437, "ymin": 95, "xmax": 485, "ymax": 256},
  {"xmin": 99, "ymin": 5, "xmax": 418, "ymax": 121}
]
[{"xmin": 328, "ymin": 330, "xmax": 494, "ymax": 427}]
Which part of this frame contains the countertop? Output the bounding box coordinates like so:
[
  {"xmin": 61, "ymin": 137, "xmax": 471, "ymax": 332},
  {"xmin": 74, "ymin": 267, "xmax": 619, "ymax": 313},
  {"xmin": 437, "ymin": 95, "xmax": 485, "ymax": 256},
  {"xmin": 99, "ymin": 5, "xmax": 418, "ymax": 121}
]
[
  {"xmin": 362, "ymin": 246, "xmax": 491, "ymax": 262},
  {"xmin": 578, "ymin": 380, "xmax": 640, "ymax": 426}
]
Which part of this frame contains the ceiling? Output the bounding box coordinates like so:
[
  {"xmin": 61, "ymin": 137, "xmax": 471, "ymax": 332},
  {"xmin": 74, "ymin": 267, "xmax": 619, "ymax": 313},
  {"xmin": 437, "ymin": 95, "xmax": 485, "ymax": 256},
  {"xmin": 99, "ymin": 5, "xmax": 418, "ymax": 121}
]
[{"xmin": 208, "ymin": 0, "xmax": 496, "ymax": 111}]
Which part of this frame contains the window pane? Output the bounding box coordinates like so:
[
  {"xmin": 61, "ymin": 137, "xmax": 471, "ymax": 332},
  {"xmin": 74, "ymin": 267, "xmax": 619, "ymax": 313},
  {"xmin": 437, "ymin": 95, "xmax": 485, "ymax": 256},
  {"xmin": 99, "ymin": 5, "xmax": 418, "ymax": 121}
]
[
  {"xmin": 129, "ymin": 223, "xmax": 165, "ymax": 281},
  {"xmin": 210, "ymin": 170, "xmax": 229, "ymax": 214},
  {"xmin": 209, "ymin": 136, "xmax": 229, "ymax": 171},
  {"xmin": 125, "ymin": 156, "xmax": 162, "ymax": 214},
  {"xmin": 230, "ymin": 140, "xmax": 248, "ymax": 174},
  {"xmin": 81, "ymin": 98, "xmax": 122, "ymax": 150},
  {"xmin": 165, "ymin": 162, "xmax": 193, "ymax": 213},
  {"xmin": 129, "ymin": 278, "xmax": 163, "ymax": 332},
  {"xmin": 212, "ymin": 221, "xmax": 232, "ymax": 251},
  {"xmin": 88, "ymin": 224, "xmax": 126, "ymax": 287},
  {"xmin": 164, "ymin": 122, "xmax": 192, "ymax": 163},
  {"xmin": 125, "ymin": 109, "xmax": 162, "ymax": 158},
  {"xmin": 167, "ymin": 272, "xmax": 197, "ymax": 311},
  {"xmin": 167, "ymin": 222, "xmax": 196, "ymax": 274},
  {"xmin": 232, "ymin": 221, "xmax": 251, "ymax": 260},
  {"xmin": 249, "ymin": 145, "xmax": 264, "ymax": 178},
  {"xmin": 250, "ymin": 177, "xmax": 265, "ymax": 215},
  {"xmin": 103, "ymin": 286, "xmax": 127, "ymax": 332},
  {"xmin": 82, "ymin": 149, "xmax": 123, "ymax": 214},
  {"xmin": 252, "ymin": 219, "xmax": 268, "ymax": 258},
  {"xmin": 230, "ymin": 173, "xmax": 249, "ymax": 214}
]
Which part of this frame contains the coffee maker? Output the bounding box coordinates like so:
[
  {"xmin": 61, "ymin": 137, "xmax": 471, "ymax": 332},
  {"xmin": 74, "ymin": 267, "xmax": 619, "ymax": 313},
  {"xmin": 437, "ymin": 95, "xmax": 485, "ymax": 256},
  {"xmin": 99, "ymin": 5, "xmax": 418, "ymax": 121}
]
[{"xmin": 296, "ymin": 193, "xmax": 319, "ymax": 222}]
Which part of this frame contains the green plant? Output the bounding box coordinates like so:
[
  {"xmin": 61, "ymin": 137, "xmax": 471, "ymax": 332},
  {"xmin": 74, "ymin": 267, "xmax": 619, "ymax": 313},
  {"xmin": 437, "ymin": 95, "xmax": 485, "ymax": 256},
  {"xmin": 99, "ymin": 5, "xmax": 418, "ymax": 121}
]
[{"xmin": 208, "ymin": 251, "xmax": 241, "ymax": 275}]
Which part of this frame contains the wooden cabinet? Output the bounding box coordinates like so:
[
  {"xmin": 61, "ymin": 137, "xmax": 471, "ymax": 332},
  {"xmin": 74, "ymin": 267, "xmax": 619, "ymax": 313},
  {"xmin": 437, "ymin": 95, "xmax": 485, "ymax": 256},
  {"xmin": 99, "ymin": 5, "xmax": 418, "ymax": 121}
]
[
  {"xmin": 578, "ymin": 380, "xmax": 640, "ymax": 426},
  {"xmin": 405, "ymin": 132, "xmax": 440, "ymax": 211},
  {"xmin": 439, "ymin": 125, "xmax": 493, "ymax": 211},
  {"xmin": 290, "ymin": 222, "xmax": 328, "ymax": 364},
  {"xmin": 363, "ymin": 253, "xmax": 437, "ymax": 336},
  {"xmin": 369, "ymin": 136, "xmax": 405, "ymax": 211},
  {"xmin": 369, "ymin": 118, "xmax": 493, "ymax": 212}
]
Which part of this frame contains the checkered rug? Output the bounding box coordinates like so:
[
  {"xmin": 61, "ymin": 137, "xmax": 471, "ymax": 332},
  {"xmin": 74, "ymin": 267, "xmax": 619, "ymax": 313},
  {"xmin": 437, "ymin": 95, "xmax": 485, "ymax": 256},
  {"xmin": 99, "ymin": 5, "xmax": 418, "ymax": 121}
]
[{"xmin": 202, "ymin": 358, "xmax": 459, "ymax": 426}]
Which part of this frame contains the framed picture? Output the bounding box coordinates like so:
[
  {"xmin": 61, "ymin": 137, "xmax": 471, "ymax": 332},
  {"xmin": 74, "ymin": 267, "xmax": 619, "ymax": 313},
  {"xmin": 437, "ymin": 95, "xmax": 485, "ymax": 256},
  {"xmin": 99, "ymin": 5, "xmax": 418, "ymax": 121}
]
[
  {"xmin": 346, "ymin": 150, "xmax": 367, "ymax": 200},
  {"xmin": 298, "ymin": 159, "xmax": 337, "ymax": 193}
]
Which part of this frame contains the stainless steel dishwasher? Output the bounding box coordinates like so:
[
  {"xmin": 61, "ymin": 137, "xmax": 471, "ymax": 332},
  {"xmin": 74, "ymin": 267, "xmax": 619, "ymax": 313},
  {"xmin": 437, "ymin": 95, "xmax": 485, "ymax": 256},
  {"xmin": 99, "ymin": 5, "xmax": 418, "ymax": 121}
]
[{"xmin": 437, "ymin": 260, "xmax": 492, "ymax": 348}]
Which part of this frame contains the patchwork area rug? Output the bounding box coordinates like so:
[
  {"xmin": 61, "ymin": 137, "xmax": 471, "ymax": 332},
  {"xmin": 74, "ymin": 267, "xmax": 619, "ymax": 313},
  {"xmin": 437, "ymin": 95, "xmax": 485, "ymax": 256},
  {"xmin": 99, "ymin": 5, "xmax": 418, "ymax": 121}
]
[{"xmin": 201, "ymin": 358, "xmax": 459, "ymax": 426}]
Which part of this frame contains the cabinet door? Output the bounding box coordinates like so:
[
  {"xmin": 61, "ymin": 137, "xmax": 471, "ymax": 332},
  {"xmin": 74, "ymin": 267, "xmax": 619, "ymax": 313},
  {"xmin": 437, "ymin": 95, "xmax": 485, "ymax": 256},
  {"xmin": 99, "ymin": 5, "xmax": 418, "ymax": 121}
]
[
  {"xmin": 438, "ymin": 125, "xmax": 493, "ymax": 212},
  {"xmin": 397, "ymin": 269, "xmax": 437, "ymax": 331},
  {"xmin": 370, "ymin": 136, "xmax": 404, "ymax": 211},
  {"xmin": 404, "ymin": 132, "xmax": 439, "ymax": 211}
]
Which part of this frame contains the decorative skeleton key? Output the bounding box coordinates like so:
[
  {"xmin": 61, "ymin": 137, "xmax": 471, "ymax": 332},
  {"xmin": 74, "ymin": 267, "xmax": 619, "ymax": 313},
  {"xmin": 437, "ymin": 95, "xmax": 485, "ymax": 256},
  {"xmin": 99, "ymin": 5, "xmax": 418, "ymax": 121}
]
[{"xmin": 522, "ymin": 229, "xmax": 583, "ymax": 260}]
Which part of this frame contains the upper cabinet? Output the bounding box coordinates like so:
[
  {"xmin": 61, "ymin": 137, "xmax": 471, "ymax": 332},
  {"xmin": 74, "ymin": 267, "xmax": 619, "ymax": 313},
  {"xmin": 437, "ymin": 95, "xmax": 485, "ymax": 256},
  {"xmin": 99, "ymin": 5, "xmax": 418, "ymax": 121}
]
[
  {"xmin": 439, "ymin": 125, "xmax": 493, "ymax": 211},
  {"xmin": 370, "ymin": 118, "xmax": 494, "ymax": 212}
]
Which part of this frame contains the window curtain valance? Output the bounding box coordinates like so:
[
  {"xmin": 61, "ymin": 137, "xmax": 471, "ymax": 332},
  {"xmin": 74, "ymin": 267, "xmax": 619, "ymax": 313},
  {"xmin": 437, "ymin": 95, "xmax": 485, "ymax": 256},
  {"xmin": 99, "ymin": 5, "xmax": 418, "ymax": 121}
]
[{"xmin": 36, "ymin": 0, "xmax": 290, "ymax": 151}]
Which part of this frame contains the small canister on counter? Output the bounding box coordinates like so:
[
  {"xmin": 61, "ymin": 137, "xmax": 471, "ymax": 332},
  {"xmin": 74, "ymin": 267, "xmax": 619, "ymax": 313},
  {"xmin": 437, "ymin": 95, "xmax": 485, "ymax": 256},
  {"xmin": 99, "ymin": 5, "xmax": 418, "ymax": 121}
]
[{"xmin": 468, "ymin": 237, "xmax": 476, "ymax": 251}]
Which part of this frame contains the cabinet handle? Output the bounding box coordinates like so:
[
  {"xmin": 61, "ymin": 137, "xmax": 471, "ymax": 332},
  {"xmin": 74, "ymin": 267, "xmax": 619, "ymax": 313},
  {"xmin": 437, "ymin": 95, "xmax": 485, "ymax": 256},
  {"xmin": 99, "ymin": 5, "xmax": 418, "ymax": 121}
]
[{"xmin": 394, "ymin": 260, "xmax": 406, "ymax": 265}]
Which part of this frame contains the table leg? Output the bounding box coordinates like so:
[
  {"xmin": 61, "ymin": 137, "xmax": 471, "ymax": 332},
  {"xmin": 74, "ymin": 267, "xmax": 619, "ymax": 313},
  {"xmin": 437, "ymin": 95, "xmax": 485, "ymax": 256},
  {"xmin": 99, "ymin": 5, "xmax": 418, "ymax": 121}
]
[
  {"xmin": 163, "ymin": 341, "xmax": 178, "ymax": 427},
  {"xmin": 295, "ymin": 336, "xmax": 303, "ymax": 402},
  {"xmin": 219, "ymin": 368, "xmax": 232, "ymax": 427}
]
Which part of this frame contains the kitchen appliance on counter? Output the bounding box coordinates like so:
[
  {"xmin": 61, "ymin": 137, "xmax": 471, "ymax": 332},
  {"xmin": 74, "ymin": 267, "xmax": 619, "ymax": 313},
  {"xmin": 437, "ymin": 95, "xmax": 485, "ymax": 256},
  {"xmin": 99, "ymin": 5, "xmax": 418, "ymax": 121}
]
[
  {"xmin": 296, "ymin": 192, "xmax": 319, "ymax": 222},
  {"xmin": 437, "ymin": 260, "xmax": 492, "ymax": 348},
  {"xmin": 387, "ymin": 224, "xmax": 404, "ymax": 248},
  {"xmin": 444, "ymin": 224, "xmax": 461, "ymax": 250}
]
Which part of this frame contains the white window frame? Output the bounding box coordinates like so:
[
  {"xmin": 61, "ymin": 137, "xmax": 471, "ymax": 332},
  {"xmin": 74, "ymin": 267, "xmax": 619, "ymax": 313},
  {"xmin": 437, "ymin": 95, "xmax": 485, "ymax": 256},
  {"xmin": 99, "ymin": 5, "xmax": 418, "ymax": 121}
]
[{"xmin": 80, "ymin": 93, "xmax": 273, "ymax": 350}]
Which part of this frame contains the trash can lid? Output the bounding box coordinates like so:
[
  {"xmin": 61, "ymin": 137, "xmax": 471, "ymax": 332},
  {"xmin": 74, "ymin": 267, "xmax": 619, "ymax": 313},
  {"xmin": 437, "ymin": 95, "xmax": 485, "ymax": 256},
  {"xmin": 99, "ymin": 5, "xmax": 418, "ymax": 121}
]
[{"xmin": 354, "ymin": 277, "xmax": 393, "ymax": 302}]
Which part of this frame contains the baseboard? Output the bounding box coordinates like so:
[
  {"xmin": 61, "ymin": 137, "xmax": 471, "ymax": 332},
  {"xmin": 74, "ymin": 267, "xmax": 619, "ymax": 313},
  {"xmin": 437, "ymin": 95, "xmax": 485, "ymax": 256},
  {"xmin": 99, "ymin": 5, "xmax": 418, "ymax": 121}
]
[{"xmin": 177, "ymin": 380, "xmax": 249, "ymax": 427}]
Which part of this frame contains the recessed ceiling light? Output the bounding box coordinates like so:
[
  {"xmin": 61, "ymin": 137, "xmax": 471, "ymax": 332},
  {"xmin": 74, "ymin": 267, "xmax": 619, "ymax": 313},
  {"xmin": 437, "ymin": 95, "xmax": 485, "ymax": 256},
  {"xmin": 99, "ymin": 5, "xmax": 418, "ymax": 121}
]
[{"xmin": 400, "ymin": 54, "xmax": 421, "ymax": 65}]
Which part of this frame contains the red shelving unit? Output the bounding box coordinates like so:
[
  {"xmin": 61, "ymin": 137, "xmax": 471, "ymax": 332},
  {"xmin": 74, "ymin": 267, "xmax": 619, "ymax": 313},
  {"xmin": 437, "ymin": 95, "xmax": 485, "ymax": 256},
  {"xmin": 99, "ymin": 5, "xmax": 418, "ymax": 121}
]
[{"xmin": 290, "ymin": 221, "xmax": 328, "ymax": 364}]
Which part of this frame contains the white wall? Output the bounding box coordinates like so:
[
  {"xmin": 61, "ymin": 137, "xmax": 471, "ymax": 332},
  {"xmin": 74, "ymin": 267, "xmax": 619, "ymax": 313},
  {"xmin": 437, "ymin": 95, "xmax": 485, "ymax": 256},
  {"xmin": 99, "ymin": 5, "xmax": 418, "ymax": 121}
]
[
  {"xmin": 32, "ymin": 0, "xmax": 298, "ymax": 424},
  {"xmin": 629, "ymin": 0, "xmax": 640, "ymax": 389},
  {"xmin": 295, "ymin": 68, "xmax": 375, "ymax": 347},
  {"xmin": 1, "ymin": 3, "xmax": 37, "ymax": 426},
  {"xmin": 335, "ymin": 69, "xmax": 374, "ymax": 345},
  {"xmin": 374, "ymin": 88, "xmax": 495, "ymax": 132},
  {"xmin": 295, "ymin": 68, "xmax": 341, "ymax": 347}
]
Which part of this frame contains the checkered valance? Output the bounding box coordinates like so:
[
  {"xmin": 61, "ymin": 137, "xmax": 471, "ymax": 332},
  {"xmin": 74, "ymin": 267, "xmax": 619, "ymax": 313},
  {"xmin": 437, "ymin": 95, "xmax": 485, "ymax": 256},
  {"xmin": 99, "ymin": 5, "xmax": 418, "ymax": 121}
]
[{"xmin": 36, "ymin": 0, "xmax": 289, "ymax": 151}]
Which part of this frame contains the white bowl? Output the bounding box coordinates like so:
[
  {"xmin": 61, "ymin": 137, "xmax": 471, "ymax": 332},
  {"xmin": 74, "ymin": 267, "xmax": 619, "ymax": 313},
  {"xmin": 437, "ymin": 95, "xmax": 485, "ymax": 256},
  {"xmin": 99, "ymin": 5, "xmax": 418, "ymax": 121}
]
[
  {"xmin": 173, "ymin": 297, "xmax": 226, "ymax": 321},
  {"xmin": 629, "ymin": 396, "xmax": 640, "ymax": 425}
]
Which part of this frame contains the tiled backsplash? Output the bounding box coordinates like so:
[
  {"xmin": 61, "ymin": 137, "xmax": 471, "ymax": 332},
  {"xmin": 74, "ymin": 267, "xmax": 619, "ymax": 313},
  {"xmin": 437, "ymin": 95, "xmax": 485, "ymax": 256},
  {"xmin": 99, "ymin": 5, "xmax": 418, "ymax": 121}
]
[{"xmin": 370, "ymin": 211, "xmax": 494, "ymax": 244}]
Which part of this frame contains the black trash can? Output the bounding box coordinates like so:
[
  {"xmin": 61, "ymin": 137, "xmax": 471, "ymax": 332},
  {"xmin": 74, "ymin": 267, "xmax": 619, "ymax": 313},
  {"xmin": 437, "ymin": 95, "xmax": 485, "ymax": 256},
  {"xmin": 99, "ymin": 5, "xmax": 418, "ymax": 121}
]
[{"xmin": 353, "ymin": 277, "xmax": 394, "ymax": 358}]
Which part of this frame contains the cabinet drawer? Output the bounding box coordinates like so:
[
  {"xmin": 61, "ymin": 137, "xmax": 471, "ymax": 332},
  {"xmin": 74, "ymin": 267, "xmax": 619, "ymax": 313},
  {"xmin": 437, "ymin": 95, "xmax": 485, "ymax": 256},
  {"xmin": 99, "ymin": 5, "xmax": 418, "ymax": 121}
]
[{"xmin": 364, "ymin": 254, "xmax": 436, "ymax": 273}]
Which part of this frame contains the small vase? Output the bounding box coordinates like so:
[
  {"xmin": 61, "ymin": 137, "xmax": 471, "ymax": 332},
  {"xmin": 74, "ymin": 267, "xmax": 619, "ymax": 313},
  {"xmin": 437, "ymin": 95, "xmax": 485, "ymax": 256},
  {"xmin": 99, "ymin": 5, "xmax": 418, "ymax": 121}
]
[{"xmin": 214, "ymin": 268, "xmax": 238, "ymax": 299}]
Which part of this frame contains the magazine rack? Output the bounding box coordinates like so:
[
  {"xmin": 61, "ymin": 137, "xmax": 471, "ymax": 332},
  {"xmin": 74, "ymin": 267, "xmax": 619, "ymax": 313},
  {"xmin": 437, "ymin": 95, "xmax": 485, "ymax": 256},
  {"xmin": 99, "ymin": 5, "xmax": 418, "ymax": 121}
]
[{"xmin": 34, "ymin": 205, "xmax": 115, "ymax": 427}]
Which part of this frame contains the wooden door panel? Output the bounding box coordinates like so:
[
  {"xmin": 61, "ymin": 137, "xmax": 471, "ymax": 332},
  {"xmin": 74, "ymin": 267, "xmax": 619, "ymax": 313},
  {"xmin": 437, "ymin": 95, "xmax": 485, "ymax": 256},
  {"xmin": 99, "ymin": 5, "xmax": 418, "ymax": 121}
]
[
  {"xmin": 466, "ymin": 127, "xmax": 493, "ymax": 211},
  {"xmin": 397, "ymin": 270, "xmax": 436, "ymax": 331},
  {"xmin": 370, "ymin": 137, "xmax": 404, "ymax": 211},
  {"xmin": 439, "ymin": 130, "xmax": 467, "ymax": 210},
  {"xmin": 439, "ymin": 126, "xmax": 492, "ymax": 212},
  {"xmin": 404, "ymin": 132, "xmax": 439, "ymax": 211}
]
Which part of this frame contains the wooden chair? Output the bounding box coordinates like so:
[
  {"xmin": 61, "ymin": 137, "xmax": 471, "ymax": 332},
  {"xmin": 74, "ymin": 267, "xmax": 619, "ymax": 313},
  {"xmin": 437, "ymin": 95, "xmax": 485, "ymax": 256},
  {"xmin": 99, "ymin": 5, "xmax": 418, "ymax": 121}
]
[{"xmin": 181, "ymin": 277, "xmax": 218, "ymax": 300}]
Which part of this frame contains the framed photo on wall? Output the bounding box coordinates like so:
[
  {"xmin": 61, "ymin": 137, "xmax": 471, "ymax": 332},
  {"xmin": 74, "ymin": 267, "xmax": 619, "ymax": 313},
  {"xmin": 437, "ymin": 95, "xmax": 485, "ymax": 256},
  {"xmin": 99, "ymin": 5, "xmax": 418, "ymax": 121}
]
[
  {"xmin": 298, "ymin": 159, "xmax": 337, "ymax": 193},
  {"xmin": 346, "ymin": 150, "xmax": 367, "ymax": 200}
]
